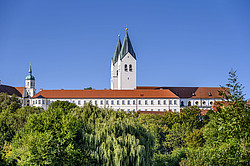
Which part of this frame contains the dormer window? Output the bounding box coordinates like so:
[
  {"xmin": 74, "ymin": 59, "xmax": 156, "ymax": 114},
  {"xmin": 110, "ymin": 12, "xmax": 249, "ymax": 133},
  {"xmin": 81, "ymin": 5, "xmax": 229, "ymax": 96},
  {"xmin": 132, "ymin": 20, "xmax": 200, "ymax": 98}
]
[
  {"xmin": 208, "ymin": 92, "xmax": 212, "ymax": 96},
  {"xmin": 129, "ymin": 64, "xmax": 132, "ymax": 71},
  {"xmin": 125, "ymin": 64, "xmax": 128, "ymax": 71}
]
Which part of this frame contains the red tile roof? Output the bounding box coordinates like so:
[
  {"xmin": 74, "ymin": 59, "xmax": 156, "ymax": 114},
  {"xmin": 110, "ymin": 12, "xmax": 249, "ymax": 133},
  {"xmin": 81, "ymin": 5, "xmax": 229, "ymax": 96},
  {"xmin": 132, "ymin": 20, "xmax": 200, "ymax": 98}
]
[
  {"xmin": 137, "ymin": 86, "xmax": 222, "ymax": 99},
  {"xmin": 15, "ymin": 87, "xmax": 25, "ymax": 96},
  {"xmin": 32, "ymin": 89, "xmax": 179, "ymax": 99}
]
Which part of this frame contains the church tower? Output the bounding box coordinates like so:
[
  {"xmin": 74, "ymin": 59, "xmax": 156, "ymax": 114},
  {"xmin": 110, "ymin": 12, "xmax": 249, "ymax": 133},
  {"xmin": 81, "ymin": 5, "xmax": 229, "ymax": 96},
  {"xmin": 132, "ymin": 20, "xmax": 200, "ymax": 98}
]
[
  {"xmin": 111, "ymin": 35, "xmax": 121, "ymax": 90},
  {"xmin": 111, "ymin": 29, "xmax": 136, "ymax": 90},
  {"xmin": 25, "ymin": 64, "xmax": 36, "ymax": 97}
]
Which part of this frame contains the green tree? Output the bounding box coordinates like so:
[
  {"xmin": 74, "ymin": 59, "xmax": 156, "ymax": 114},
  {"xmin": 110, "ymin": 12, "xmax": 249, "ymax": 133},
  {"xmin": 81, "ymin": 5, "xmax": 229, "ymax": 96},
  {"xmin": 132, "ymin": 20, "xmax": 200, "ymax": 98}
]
[
  {"xmin": 0, "ymin": 93, "xmax": 21, "ymax": 113},
  {"xmin": 182, "ymin": 70, "xmax": 249, "ymax": 166},
  {"xmin": 9, "ymin": 104, "xmax": 88, "ymax": 165},
  {"xmin": 79, "ymin": 103, "xmax": 154, "ymax": 166}
]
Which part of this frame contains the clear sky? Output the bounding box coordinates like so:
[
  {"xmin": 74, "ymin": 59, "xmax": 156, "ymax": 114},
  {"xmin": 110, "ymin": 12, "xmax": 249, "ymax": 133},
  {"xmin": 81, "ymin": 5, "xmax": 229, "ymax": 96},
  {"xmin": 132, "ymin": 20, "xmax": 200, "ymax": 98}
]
[{"xmin": 1, "ymin": 0, "xmax": 250, "ymax": 99}]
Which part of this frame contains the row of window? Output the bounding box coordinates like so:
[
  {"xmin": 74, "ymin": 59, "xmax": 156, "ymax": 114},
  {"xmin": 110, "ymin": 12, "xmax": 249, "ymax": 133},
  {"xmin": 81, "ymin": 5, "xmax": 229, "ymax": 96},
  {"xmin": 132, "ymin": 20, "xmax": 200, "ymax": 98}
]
[
  {"xmin": 26, "ymin": 82, "xmax": 34, "ymax": 86},
  {"xmin": 124, "ymin": 64, "xmax": 132, "ymax": 72},
  {"xmin": 74, "ymin": 99, "xmax": 177, "ymax": 106},
  {"xmin": 32, "ymin": 99, "xmax": 214, "ymax": 107},
  {"xmin": 180, "ymin": 101, "xmax": 214, "ymax": 106},
  {"xmin": 32, "ymin": 99, "xmax": 178, "ymax": 106}
]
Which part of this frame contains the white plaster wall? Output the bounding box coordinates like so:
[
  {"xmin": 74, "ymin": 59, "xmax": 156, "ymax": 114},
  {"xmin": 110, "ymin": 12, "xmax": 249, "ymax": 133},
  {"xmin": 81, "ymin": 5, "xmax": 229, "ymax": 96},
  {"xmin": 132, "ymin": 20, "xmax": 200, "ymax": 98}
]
[
  {"xmin": 33, "ymin": 98, "xmax": 181, "ymax": 112},
  {"xmin": 25, "ymin": 80, "xmax": 36, "ymax": 97},
  {"xmin": 118, "ymin": 53, "xmax": 136, "ymax": 90},
  {"xmin": 111, "ymin": 60, "xmax": 118, "ymax": 90}
]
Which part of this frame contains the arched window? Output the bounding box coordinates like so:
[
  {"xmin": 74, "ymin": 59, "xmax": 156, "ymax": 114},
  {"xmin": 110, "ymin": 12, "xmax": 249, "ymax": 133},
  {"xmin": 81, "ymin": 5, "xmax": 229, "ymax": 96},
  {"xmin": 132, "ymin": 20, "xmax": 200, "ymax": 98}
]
[
  {"xmin": 129, "ymin": 64, "xmax": 132, "ymax": 71},
  {"xmin": 181, "ymin": 101, "xmax": 184, "ymax": 107},
  {"xmin": 188, "ymin": 101, "xmax": 191, "ymax": 106},
  {"xmin": 124, "ymin": 64, "xmax": 128, "ymax": 71}
]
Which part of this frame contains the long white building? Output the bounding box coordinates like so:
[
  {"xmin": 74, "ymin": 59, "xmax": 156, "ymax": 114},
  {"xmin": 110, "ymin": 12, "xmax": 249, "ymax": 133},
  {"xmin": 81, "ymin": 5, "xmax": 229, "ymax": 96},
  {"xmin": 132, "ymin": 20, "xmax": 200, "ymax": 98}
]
[{"xmin": 1, "ymin": 29, "xmax": 222, "ymax": 112}]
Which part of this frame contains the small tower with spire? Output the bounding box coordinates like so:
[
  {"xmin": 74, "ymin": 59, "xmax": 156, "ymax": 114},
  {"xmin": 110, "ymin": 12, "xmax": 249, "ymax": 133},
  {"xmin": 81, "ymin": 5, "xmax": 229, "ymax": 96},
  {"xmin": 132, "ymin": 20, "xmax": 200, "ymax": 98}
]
[
  {"xmin": 25, "ymin": 63, "xmax": 36, "ymax": 97},
  {"xmin": 111, "ymin": 28, "xmax": 136, "ymax": 90}
]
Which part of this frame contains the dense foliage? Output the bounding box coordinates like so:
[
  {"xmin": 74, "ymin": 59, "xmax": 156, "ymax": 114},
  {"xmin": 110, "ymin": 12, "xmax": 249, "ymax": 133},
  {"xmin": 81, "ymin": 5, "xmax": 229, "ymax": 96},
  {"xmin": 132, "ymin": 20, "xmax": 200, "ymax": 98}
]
[{"xmin": 0, "ymin": 70, "xmax": 248, "ymax": 165}]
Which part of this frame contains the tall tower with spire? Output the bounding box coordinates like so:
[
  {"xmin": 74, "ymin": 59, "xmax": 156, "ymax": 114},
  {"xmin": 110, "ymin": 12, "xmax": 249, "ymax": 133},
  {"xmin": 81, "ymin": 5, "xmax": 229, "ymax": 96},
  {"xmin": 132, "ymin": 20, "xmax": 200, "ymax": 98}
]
[
  {"xmin": 111, "ymin": 29, "xmax": 136, "ymax": 90},
  {"xmin": 25, "ymin": 64, "xmax": 36, "ymax": 97}
]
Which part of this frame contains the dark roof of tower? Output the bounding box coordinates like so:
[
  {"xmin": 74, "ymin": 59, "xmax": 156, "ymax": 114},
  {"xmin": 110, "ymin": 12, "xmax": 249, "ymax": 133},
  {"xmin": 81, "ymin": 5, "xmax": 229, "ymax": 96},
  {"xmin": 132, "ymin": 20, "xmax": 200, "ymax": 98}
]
[
  {"xmin": 112, "ymin": 37, "xmax": 122, "ymax": 65},
  {"xmin": 120, "ymin": 31, "xmax": 136, "ymax": 60},
  {"xmin": 25, "ymin": 64, "xmax": 35, "ymax": 80}
]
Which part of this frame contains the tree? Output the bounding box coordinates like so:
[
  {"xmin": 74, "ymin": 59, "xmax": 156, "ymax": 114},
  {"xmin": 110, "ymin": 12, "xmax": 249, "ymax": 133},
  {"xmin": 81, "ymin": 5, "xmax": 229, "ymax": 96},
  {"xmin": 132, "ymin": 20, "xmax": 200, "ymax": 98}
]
[
  {"xmin": 79, "ymin": 103, "xmax": 154, "ymax": 166},
  {"xmin": 182, "ymin": 70, "xmax": 249, "ymax": 165},
  {"xmin": 9, "ymin": 104, "xmax": 88, "ymax": 165},
  {"xmin": 8, "ymin": 102, "xmax": 154, "ymax": 165},
  {"xmin": 0, "ymin": 93, "xmax": 21, "ymax": 113}
]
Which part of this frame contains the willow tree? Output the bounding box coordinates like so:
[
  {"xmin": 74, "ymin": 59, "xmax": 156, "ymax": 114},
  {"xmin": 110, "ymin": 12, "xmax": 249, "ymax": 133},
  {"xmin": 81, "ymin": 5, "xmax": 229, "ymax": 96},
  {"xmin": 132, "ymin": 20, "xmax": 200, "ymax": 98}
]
[{"xmin": 79, "ymin": 103, "xmax": 154, "ymax": 166}]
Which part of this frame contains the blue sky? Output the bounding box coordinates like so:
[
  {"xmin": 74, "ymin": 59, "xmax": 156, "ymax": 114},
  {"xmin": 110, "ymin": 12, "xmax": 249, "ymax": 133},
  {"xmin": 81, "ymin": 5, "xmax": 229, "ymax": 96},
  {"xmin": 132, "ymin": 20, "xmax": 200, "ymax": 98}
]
[{"xmin": 1, "ymin": 0, "xmax": 250, "ymax": 99}]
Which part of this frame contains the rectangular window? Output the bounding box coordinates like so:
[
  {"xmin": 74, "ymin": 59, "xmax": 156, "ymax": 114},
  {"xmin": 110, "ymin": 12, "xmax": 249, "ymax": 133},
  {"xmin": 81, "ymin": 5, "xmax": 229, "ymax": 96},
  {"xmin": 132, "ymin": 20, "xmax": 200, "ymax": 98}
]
[
  {"xmin": 38, "ymin": 100, "xmax": 41, "ymax": 104},
  {"xmin": 111, "ymin": 100, "xmax": 114, "ymax": 105},
  {"xmin": 122, "ymin": 100, "xmax": 125, "ymax": 105},
  {"xmin": 47, "ymin": 100, "xmax": 49, "ymax": 104},
  {"xmin": 128, "ymin": 109, "xmax": 130, "ymax": 112},
  {"xmin": 145, "ymin": 109, "xmax": 147, "ymax": 111},
  {"xmin": 100, "ymin": 100, "xmax": 103, "ymax": 105},
  {"xmin": 84, "ymin": 100, "xmax": 86, "ymax": 104},
  {"xmin": 164, "ymin": 109, "xmax": 166, "ymax": 111},
  {"xmin": 169, "ymin": 100, "xmax": 172, "ymax": 105},
  {"xmin": 151, "ymin": 109, "xmax": 153, "ymax": 111},
  {"xmin": 36, "ymin": 100, "xmax": 37, "ymax": 104},
  {"xmin": 158, "ymin": 100, "xmax": 161, "ymax": 105},
  {"xmin": 158, "ymin": 109, "xmax": 160, "ymax": 111},
  {"xmin": 163, "ymin": 100, "xmax": 166, "ymax": 105},
  {"xmin": 72, "ymin": 100, "xmax": 75, "ymax": 103},
  {"xmin": 138, "ymin": 100, "xmax": 141, "ymax": 105},
  {"xmin": 33, "ymin": 100, "xmax": 35, "ymax": 104},
  {"xmin": 42, "ymin": 100, "xmax": 45, "ymax": 104},
  {"xmin": 106, "ymin": 100, "xmax": 109, "ymax": 105},
  {"xmin": 95, "ymin": 100, "xmax": 97, "ymax": 105},
  {"xmin": 151, "ymin": 100, "xmax": 154, "ymax": 105},
  {"xmin": 145, "ymin": 100, "xmax": 148, "ymax": 105},
  {"xmin": 133, "ymin": 100, "xmax": 136, "ymax": 105},
  {"xmin": 127, "ymin": 100, "xmax": 130, "ymax": 105},
  {"xmin": 174, "ymin": 100, "xmax": 177, "ymax": 105},
  {"xmin": 117, "ymin": 100, "xmax": 120, "ymax": 105},
  {"xmin": 78, "ymin": 100, "xmax": 81, "ymax": 105}
]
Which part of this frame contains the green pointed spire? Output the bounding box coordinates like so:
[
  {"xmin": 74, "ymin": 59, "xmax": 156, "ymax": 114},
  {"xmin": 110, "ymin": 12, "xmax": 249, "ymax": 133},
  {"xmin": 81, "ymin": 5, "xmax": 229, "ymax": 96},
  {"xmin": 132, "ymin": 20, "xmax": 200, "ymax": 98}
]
[
  {"xmin": 29, "ymin": 63, "xmax": 32, "ymax": 74},
  {"xmin": 25, "ymin": 63, "xmax": 35, "ymax": 80},
  {"xmin": 112, "ymin": 35, "xmax": 122, "ymax": 65},
  {"xmin": 120, "ymin": 29, "xmax": 136, "ymax": 60}
]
